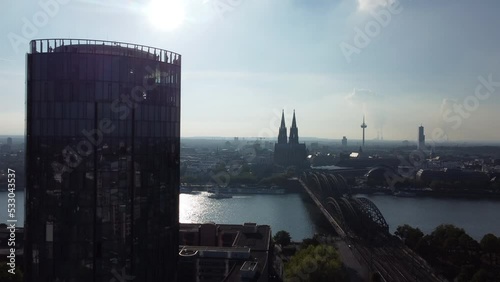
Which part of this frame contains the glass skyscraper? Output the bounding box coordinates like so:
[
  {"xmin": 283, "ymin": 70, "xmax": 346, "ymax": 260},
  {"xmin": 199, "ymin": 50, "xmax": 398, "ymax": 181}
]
[{"xmin": 25, "ymin": 39, "xmax": 181, "ymax": 281}]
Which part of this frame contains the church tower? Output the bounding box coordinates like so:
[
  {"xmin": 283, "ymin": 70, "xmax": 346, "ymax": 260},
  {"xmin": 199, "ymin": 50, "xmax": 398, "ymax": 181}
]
[
  {"xmin": 274, "ymin": 110, "xmax": 307, "ymax": 167},
  {"xmin": 278, "ymin": 110, "xmax": 288, "ymax": 144},
  {"xmin": 289, "ymin": 110, "xmax": 299, "ymax": 144}
]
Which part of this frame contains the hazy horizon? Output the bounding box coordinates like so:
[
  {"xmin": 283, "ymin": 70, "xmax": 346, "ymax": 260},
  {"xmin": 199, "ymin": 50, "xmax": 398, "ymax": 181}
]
[
  {"xmin": 2, "ymin": 0, "xmax": 500, "ymax": 142},
  {"xmin": 3, "ymin": 134, "xmax": 500, "ymax": 147}
]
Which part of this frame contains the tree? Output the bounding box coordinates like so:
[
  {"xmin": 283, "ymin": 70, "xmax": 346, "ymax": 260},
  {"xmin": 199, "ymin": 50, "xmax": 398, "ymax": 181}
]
[
  {"xmin": 422, "ymin": 224, "xmax": 480, "ymax": 280},
  {"xmin": 395, "ymin": 224, "xmax": 424, "ymax": 249},
  {"xmin": 301, "ymin": 237, "xmax": 320, "ymax": 248},
  {"xmin": 273, "ymin": 230, "xmax": 291, "ymax": 246},
  {"xmin": 0, "ymin": 262, "xmax": 23, "ymax": 282},
  {"xmin": 284, "ymin": 244, "xmax": 348, "ymax": 282},
  {"xmin": 456, "ymin": 265, "xmax": 476, "ymax": 282},
  {"xmin": 470, "ymin": 268, "xmax": 488, "ymax": 282},
  {"xmin": 480, "ymin": 233, "xmax": 498, "ymax": 265}
]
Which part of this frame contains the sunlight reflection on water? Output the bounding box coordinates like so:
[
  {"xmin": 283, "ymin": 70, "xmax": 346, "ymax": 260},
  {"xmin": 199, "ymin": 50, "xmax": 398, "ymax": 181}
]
[{"xmin": 179, "ymin": 192, "xmax": 318, "ymax": 240}]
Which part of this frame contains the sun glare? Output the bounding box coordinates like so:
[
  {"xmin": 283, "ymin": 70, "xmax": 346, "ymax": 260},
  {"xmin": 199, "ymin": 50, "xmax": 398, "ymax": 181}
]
[{"xmin": 145, "ymin": 0, "xmax": 185, "ymax": 31}]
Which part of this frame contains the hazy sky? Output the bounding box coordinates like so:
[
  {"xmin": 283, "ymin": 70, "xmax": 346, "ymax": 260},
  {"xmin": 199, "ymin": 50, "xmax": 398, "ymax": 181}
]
[{"xmin": 1, "ymin": 0, "xmax": 500, "ymax": 143}]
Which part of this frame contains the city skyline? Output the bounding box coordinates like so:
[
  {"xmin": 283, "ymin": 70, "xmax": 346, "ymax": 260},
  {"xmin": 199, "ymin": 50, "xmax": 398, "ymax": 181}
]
[{"xmin": 2, "ymin": 0, "xmax": 500, "ymax": 141}]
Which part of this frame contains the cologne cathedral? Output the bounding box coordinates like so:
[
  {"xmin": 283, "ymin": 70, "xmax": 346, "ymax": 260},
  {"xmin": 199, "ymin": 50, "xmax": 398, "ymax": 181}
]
[{"xmin": 273, "ymin": 110, "xmax": 307, "ymax": 167}]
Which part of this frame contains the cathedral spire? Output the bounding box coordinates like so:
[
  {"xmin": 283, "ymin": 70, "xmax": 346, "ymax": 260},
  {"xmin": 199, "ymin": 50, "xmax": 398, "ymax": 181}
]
[
  {"xmin": 280, "ymin": 110, "xmax": 286, "ymax": 128},
  {"xmin": 289, "ymin": 110, "xmax": 299, "ymax": 144},
  {"xmin": 277, "ymin": 109, "xmax": 288, "ymax": 144},
  {"xmin": 291, "ymin": 110, "xmax": 297, "ymax": 129}
]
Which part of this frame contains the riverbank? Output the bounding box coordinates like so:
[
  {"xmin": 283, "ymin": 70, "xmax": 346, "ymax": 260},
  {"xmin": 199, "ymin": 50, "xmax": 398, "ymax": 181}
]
[{"xmin": 351, "ymin": 186, "xmax": 500, "ymax": 200}]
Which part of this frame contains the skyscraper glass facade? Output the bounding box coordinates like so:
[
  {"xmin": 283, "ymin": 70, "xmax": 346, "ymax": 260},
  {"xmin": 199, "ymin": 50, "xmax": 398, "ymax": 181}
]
[{"xmin": 25, "ymin": 39, "xmax": 181, "ymax": 281}]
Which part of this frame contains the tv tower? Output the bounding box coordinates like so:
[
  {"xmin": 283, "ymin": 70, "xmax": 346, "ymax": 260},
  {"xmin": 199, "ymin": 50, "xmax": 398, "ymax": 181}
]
[{"xmin": 361, "ymin": 115, "xmax": 367, "ymax": 147}]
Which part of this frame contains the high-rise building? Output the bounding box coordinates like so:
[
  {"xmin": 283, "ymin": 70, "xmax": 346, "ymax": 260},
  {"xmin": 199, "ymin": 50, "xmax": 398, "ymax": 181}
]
[
  {"xmin": 274, "ymin": 110, "xmax": 307, "ymax": 167},
  {"xmin": 342, "ymin": 136, "xmax": 347, "ymax": 148},
  {"xmin": 7, "ymin": 137, "xmax": 12, "ymax": 146},
  {"xmin": 25, "ymin": 39, "xmax": 181, "ymax": 281},
  {"xmin": 418, "ymin": 125, "xmax": 425, "ymax": 150}
]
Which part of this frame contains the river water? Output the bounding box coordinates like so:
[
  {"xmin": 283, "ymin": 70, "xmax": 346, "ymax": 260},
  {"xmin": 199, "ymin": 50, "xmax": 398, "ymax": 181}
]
[{"xmin": 2, "ymin": 191, "xmax": 500, "ymax": 241}]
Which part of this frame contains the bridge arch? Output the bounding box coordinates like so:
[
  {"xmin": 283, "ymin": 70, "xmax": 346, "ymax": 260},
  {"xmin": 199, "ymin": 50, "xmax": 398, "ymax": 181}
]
[
  {"xmin": 325, "ymin": 197, "xmax": 345, "ymax": 226},
  {"xmin": 350, "ymin": 197, "xmax": 389, "ymax": 232}
]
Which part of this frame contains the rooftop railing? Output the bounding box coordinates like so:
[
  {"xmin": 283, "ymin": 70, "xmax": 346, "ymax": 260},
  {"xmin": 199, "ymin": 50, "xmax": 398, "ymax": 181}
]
[{"xmin": 29, "ymin": 38, "xmax": 181, "ymax": 65}]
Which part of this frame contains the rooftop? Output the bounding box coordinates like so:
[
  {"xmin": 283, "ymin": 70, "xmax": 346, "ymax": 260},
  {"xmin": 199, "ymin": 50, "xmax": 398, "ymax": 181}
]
[{"xmin": 29, "ymin": 38, "xmax": 181, "ymax": 65}]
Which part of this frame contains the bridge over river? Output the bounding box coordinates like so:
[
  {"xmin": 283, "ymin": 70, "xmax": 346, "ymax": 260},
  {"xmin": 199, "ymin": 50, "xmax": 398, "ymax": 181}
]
[{"xmin": 298, "ymin": 171, "xmax": 444, "ymax": 282}]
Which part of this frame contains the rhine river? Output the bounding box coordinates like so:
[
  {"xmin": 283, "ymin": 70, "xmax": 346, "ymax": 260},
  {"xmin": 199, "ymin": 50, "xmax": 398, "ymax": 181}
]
[{"xmin": 2, "ymin": 191, "xmax": 500, "ymax": 241}]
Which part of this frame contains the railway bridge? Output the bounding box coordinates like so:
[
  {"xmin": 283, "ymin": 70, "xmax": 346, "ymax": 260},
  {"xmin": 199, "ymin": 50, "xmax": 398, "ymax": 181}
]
[
  {"xmin": 298, "ymin": 171, "xmax": 443, "ymax": 282},
  {"xmin": 299, "ymin": 171, "xmax": 389, "ymax": 239}
]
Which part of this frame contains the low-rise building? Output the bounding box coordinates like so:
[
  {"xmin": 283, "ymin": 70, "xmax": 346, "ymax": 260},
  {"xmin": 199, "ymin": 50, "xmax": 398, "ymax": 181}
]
[{"xmin": 179, "ymin": 222, "xmax": 272, "ymax": 282}]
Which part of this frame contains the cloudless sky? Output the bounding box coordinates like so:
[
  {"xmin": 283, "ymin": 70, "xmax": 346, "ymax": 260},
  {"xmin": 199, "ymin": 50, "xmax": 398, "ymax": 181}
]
[{"xmin": 1, "ymin": 0, "xmax": 500, "ymax": 143}]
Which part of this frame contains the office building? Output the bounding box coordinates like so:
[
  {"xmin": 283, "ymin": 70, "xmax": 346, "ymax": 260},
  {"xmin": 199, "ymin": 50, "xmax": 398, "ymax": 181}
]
[
  {"xmin": 418, "ymin": 125, "xmax": 425, "ymax": 150},
  {"xmin": 25, "ymin": 39, "xmax": 181, "ymax": 281},
  {"xmin": 341, "ymin": 136, "xmax": 347, "ymax": 148}
]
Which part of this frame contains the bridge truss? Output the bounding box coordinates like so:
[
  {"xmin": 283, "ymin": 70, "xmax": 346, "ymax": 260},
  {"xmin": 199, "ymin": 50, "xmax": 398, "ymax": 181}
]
[{"xmin": 301, "ymin": 171, "xmax": 389, "ymax": 236}]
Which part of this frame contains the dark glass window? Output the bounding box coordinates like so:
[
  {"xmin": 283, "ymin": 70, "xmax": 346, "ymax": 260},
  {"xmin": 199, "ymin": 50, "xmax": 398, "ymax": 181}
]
[
  {"xmin": 47, "ymin": 119, "xmax": 54, "ymax": 136},
  {"xmin": 61, "ymin": 53, "xmax": 70, "ymax": 80},
  {"xmin": 87, "ymin": 55, "xmax": 95, "ymax": 81},
  {"xmin": 148, "ymin": 105, "xmax": 154, "ymax": 121},
  {"xmin": 70, "ymin": 82, "xmax": 78, "ymax": 101},
  {"xmin": 104, "ymin": 83, "xmax": 111, "ymax": 100},
  {"xmin": 63, "ymin": 103, "xmax": 71, "ymax": 119},
  {"xmin": 79, "ymin": 103, "xmax": 86, "ymax": 119},
  {"xmin": 95, "ymin": 81, "xmax": 103, "ymax": 100},
  {"xmin": 33, "ymin": 55, "xmax": 41, "ymax": 80},
  {"xmin": 95, "ymin": 55, "xmax": 104, "ymax": 81},
  {"xmin": 112, "ymin": 57, "xmax": 120, "ymax": 82},
  {"xmin": 63, "ymin": 120, "xmax": 71, "ymax": 136},
  {"xmin": 40, "ymin": 55, "xmax": 48, "ymax": 80},
  {"xmin": 62, "ymin": 82, "xmax": 70, "ymax": 102},
  {"xmin": 33, "ymin": 120, "xmax": 40, "ymax": 135},
  {"xmin": 40, "ymin": 102, "xmax": 47, "ymax": 118},
  {"xmin": 103, "ymin": 56, "xmax": 112, "ymax": 81},
  {"xmin": 175, "ymin": 122, "xmax": 180, "ymax": 137},
  {"xmin": 70, "ymin": 102, "xmax": 78, "ymax": 119},
  {"xmin": 70, "ymin": 53, "xmax": 79, "ymax": 78},
  {"xmin": 33, "ymin": 103, "xmax": 39, "ymax": 118},
  {"xmin": 85, "ymin": 82, "xmax": 93, "ymax": 102},
  {"xmin": 111, "ymin": 83, "xmax": 119, "ymax": 101},
  {"xmin": 55, "ymin": 120, "xmax": 63, "ymax": 135},
  {"xmin": 79, "ymin": 83, "xmax": 87, "ymax": 102},
  {"xmin": 54, "ymin": 102, "xmax": 62, "ymax": 119},
  {"xmin": 79, "ymin": 55, "xmax": 87, "ymax": 81},
  {"xmin": 78, "ymin": 120, "xmax": 87, "ymax": 134},
  {"xmin": 32, "ymin": 81, "xmax": 40, "ymax": 101},
  {"xmin": 46, "ymin": 82, "xmax": 54, "ymax": 101},
  {"xmin": 87, "ymin": 103, "xmax": 95, "ymax": 118}
]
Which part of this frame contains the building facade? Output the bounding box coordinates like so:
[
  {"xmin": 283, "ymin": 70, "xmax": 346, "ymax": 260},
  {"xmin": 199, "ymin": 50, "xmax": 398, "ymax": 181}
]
[
  {"xmin": 418, "ymin": 125, "xmax": 425, "ymax": 150},
  {"xmin": 178, "ymin": 223, "xmax": 271, "ymax": 282},
  {"xmin": 25, "ymin": 39, "xmax": 181, "ymax": 281},
  {"xmin": 273, "ymin": 110, "xmax": 307, "ymax": 167}
]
